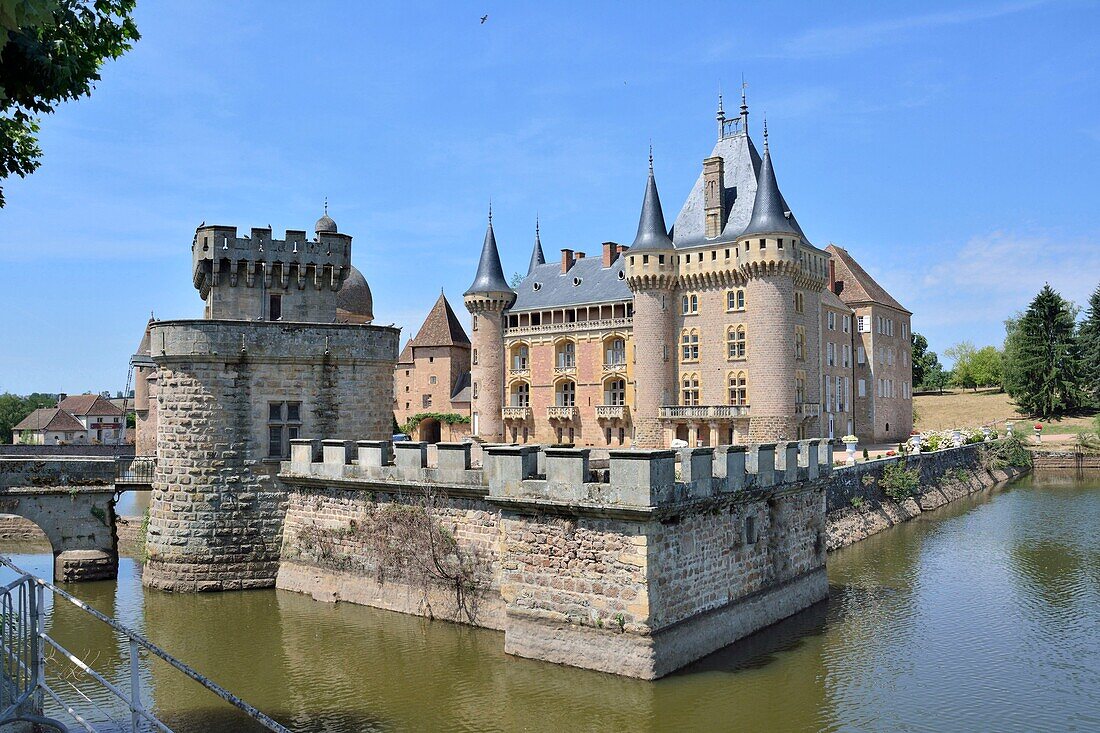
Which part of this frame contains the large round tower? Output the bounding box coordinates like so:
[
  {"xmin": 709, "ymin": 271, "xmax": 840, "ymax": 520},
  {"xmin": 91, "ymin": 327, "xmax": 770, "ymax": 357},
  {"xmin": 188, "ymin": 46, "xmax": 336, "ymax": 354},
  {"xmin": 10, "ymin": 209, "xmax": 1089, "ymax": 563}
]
[
  {"xmin": 464, "ymin": 211, "xmax": 515, "ymax": 442},
  {"xmin": 624, "ymin": 155, "xmax": 677, "ymax": 449},
  {"xmin": 738, "ymin": 130, "xmax": 805, "ymax": 442}
]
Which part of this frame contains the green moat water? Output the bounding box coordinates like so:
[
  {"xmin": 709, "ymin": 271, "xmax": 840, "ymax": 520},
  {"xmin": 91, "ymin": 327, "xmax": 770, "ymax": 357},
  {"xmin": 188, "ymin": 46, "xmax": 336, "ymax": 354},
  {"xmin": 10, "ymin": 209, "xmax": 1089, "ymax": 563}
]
[{"xmin": 4, "ymin": 471, "xmax": 1099, "ymax": 732}]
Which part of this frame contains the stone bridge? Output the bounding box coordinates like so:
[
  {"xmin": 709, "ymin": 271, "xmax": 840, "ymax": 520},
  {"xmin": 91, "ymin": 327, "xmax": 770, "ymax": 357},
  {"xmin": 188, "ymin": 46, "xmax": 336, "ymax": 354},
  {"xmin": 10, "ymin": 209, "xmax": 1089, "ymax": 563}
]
[{"xmin": 0, "ymin": 456, "xmax": 154, "ymax": 582}]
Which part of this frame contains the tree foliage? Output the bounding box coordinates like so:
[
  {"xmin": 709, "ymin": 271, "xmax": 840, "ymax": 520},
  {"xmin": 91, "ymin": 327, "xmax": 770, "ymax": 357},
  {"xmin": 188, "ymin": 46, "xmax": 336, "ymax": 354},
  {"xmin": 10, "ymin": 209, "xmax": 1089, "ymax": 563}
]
[
  {"xmin": 1078, "ymin": 283, "xmax": 1100, "ymax": 406},
  {"xmin": 911, "ymin": 332, "xmax": 944, "ymax": 389},
  {"xmin": 945, "ymin": 341, "xmax": 978, "ymax": 390},
  {"xmin": 0, "ymin": 0, "xmax": 139, "ymax": 206},
  {"xmin": 1004, "ymin": 285, "xmax": 1084, "ymax": 418},
  {"xmin": 0, "ymin": 391, "xmax": 56, "ymax": 442}
]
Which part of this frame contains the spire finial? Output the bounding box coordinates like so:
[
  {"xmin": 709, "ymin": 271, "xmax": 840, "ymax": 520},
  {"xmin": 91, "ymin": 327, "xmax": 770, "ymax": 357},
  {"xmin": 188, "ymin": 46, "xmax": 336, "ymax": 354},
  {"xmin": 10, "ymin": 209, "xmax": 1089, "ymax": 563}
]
[
  {"xmin": 535, "ymin": 212, "xmax": 540, "ymax": 238},
  {"xmin": 648, "ymin": 142, "xmax": 654, "ymax": 172},
  {"xmin": 488, "ymin": 198, "xmax": 492, "ymax": 224},
  {"xmin": 717, "ymin": 84, "xmax": 724, "ymax": 115},
  {"xmin": 324, "ymin": 196, "xmax": 328, "ymax": 216},
  {"xmin": 740, "ymin": 75, "xmax": 749, "ymax": 131},
  {"xmin": 763, "ymin": 114, "xmax": 769, "ymax": 150}
]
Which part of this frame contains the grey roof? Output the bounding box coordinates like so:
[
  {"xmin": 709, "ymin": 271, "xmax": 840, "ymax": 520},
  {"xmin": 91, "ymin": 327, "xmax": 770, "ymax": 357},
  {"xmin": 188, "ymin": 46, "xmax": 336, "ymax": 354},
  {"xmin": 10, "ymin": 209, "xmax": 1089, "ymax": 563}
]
[
  {"xmin": 741, "ymin": 143, "xmax": 800, "ymax": 237},
  {"xmin": 336, "ymin": 265, "xmax": 374, "ymax": 323},
  {"xmin": 450, "ymin": 371, "xmax": 472, "ymax": 403},
  {"xmin": 629, "ymin": 164, "xmax": 675, "ymax": 251},
  {"xmin": 315, "ymin": 214, "xmax": 337, "ymax": 234},
  {"xmin": 465, "ymin": 221, "xmax": 513, "ymax": 296},
  {"xmin": 528, "ymin": 225, "xmax": 546, "ymax": 274},
  {"xmin": 821, "ymin": 287, "xmax": 853, "ymax": 313},
  {"xmin": 510, "ymin": 255, "xmax": 631, "ymax": 312},
  {"xmin": 670, "ymin": 129, "xmax": 807, "ymax": 247}
]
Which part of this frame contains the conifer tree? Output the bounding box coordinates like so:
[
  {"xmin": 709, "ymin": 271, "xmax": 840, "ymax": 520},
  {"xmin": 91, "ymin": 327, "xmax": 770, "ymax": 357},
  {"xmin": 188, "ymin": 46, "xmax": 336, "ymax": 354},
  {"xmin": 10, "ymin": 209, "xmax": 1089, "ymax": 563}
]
[
  {"xmin": 1007, "ymin": 285, "xmax": 1084, "ymax": 418},
  {"xmin": 1078, "ymin": 283, "xmax": 1100, "ymax": 405}
]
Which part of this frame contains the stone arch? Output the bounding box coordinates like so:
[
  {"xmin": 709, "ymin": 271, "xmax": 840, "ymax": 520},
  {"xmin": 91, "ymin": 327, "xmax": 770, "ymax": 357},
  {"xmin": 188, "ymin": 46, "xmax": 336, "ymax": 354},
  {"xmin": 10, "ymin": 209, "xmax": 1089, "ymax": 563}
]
[
  {"xmin": 0, "ymin": 489, "xmax": 118, "ymax": 582},
  {"xmin": 418, "ymin": 417, "xmax": 442, "ymax": 444}
]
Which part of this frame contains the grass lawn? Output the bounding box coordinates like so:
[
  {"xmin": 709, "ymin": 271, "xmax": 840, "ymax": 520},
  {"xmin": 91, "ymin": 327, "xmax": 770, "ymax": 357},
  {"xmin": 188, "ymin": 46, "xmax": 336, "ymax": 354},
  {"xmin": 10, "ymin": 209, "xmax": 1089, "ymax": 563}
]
[{"xmin": 913, "ymin": 389, "xmax": 1098, "ymax": 435}]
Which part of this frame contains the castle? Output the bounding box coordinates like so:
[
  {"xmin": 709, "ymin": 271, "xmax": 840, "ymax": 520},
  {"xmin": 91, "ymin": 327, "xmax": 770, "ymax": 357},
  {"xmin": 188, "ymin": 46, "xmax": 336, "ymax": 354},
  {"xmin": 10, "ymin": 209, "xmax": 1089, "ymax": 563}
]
[
  {"xmin": 456, "ymin": 95, "xmax": 912, "ymax": 449},
  {"xmin": 133, "ymin": 210, "xmax": 398, "ymax": 591}
]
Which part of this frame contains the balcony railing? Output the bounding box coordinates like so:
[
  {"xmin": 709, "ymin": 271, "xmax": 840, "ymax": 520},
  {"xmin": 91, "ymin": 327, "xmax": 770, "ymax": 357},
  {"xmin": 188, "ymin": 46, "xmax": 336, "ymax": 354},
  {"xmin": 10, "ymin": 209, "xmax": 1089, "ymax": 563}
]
[
  {"xmin": 509, "ymin": 366, "xmax": 530, "ymax": 377},
  {"xmin": 547, "ymin": 406, "xmax": 578, "ymax": 420},
  {"xmin": 796, "ymin": 403, "xmax": 822, "ymax": 417},
  {"xmin": 595, "ymin": 405, "xmax": 629, "ymax": 420},
  {"xmin": 504, "ymin": 316, "xmax": 633, "ymax": 338},
  {"xmin": 553, "ymin": 364, "xmax": 576, "ymax": 376},
  {"xmin": 502, "ymin": 406, "xmax": 531, "ymax": 420},
  {"xmin": 602, "ymin": 360, "xmax": 628, "ymax": 372},
  {"xmin": 659, "ymin": 405, "xmax": 751, "ymax": 420}
]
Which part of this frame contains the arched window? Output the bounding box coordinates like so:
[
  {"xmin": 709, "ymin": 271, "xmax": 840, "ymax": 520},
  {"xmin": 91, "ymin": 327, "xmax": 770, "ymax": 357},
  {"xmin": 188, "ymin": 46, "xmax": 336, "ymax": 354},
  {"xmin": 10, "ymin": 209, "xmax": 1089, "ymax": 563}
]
[
  {"xmin": 511, "ymin": 343, "xmax": 529, "ymax": 371},
  {"xmin": 726, "ymin": 289, "xmax": 746, "ymax": 311},
  {"xmin": 556, "ymin": 380, "xmax": 576, "ymax": 407},
  {"xmin": 510, "ymin": 382, "xmax": 530, "ymax": 408},
  {"xmin": 681, "ymin": 374, "xmax": 700, "ymax": 406},
  {"xmin": 795, "ymin": 326, "xmax": 806, "ymax": 361},
  {"xmin": 604, "ymin": 378, "xmax": 626, "ymax": 406},
  {"xmin": 680, "ymin": 329, "xmax": 699, "ymax": 362},
  {"xmin": 681, "ymin": 294, "xmax": 699, "ymax": 315},
  {"xmin": 728, "ymin": 371, "xmax": 748, "ymax": 406},
  {"xmin": 555, "ymin": 340, "xmax": 576, "ymax": 369},
  {"xmin": 727, "ymin": 325, "xmax": 746, "ymax": 360},
  {"xmin": 795, "ymin": 372, "xmax": 806, "ymax": 403},
  {"xmin": 605, "ymin": 337, "xmax": 626, "ymax": 367}
]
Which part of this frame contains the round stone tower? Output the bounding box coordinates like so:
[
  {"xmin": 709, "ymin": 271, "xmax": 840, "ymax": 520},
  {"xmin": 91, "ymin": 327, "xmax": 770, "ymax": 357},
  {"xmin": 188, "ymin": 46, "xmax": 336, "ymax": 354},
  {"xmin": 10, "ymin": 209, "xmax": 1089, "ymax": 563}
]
[
  {"xmin": 624, "ymin": 155, "xmax": 677, "ymax": 449},
  {"xmin": 463, "ymin": 211, "xmax": 515, "ymax": 442},
  {"xmin": 739, "ymin": 132, "xmax": 803, "ymax": 442}
]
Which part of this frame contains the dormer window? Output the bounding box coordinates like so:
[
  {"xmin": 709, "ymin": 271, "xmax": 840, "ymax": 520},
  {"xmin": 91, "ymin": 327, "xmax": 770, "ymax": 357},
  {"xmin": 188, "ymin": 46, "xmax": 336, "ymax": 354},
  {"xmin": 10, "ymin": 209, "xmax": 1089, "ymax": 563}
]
[
  {"xmin": 533, "ymin": 282, "xmax": 541, "ymax": 291},
  {"xmin": 573, "ymin": 277, "xmax": 582, "ymax": 286}
]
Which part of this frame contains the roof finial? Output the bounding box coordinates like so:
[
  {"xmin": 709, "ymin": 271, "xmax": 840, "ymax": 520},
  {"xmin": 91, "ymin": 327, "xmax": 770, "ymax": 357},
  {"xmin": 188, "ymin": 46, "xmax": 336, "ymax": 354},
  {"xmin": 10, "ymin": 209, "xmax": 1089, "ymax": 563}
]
[
  {"xmin": 488, "ymin": 197, "xmax": 492, "ymax": 224},
  {"xmin": 648, "ymin": 142, "xmax": 654, "ymax": 172},
  {"xmin": 763, "ymin": 114, "xmax": 769, "ymax": 150},
  {"xmin": 740, "ymin": 74, "xmax": 749, "ymax": 130},
  {"xmin": 535, "ymin": 212, "xmax": 540, "ymax": 238},
  {"xmin": 324, "ymin": 196, "xmax": 328, "ymax": 216},
  {"xmin": 717, "ymin": 84, "xmax": 724, "ymax": 115}
]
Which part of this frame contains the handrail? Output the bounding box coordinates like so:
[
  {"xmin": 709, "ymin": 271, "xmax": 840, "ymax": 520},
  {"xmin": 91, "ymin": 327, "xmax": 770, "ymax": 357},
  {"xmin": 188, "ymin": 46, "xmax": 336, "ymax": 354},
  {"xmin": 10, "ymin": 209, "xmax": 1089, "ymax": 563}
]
[{"xmin": 0, "ymin": 556, "xmax": 290, "ymax": 733}]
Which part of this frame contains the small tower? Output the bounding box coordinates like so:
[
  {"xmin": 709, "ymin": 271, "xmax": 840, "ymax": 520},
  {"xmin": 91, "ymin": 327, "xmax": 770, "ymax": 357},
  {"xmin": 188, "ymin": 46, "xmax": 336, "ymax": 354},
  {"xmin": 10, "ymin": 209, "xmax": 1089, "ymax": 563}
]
[
  {"xmin": 528, "ymin": 217, "xmax": 545, "ymax": 275},
  {"xmin": 464, "ymin": 208, "xmax": 516, "ymax": 441},
  {"xmin": 737, "ymin": 126, "xmax": 804, "ymax": 442},
  {"xmin": 624, "ymin": 151, "xmax": 677, "ymax": 448}
]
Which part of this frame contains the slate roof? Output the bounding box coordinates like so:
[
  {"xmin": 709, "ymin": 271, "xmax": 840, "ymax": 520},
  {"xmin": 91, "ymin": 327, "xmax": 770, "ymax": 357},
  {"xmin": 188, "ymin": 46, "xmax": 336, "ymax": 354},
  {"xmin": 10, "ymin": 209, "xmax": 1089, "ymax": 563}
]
[
  {"xmin": 409, "ymin": 293, "xmax": 470, "ymax": 348},
  {"xmin": 510, "ymin": 255, "xmax": 631, "ymax": 312},
  {"xmin": 670, "ymin": 129, "xmax": 807, "ymax": 247},
  {"xmin": 397, "ymin": 342, "xmax": 414, "ymax": 365},
  {"xmin": 528, "ymin": 226, "xmax": 546, "ymax": 274},
  {"xmin": 628, "ymin": 163, "xmax": 675, "ymax": 251},
  {"xmin": 821, "ymin": 286, "xmax": 853, "ymax": 313},
  {"xmin": 59, "ymin": 394, "xmax": 124, "ymax": 417},
  {"xmin": 450, "ymin": 371, "xmax": 472, "ymax": 403},
  {"xmin": 465, "ymin": 221, "xmax": 513, "ymax": 296},
  {"xmin": 742, "ymin": 144, "xmax": 800, "ymax": 237},
  {"xmin": 826, "ymin": 244, "xmax": 910, "ymax": 314},
  {"xmin": 14, "ymin": 408, "xmax": 85, "ymax": 433}
]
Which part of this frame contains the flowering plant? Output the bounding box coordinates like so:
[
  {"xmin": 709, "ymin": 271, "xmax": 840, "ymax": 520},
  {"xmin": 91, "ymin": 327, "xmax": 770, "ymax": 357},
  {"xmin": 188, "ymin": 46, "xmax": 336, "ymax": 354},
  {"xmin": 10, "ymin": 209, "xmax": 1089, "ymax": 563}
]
[{"xmin": 1034, "ymin": 423, "xmax": 1043, "ymax": 431}]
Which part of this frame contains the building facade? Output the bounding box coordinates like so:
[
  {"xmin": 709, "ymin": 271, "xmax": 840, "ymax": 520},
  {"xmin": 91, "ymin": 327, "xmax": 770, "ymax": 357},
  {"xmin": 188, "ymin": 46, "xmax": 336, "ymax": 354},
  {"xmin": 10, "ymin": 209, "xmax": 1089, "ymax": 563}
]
[
  {"xmin": 134, "ymin": 209, "xmax": 399, "ymax": 592},
  {"xmin": 393, "ymin": 292, "xmax": 473, "ymax": 442},
  {"xmin": 465, "ymin": 97, "xmax": 911, "ymax": 447},
  {"xmin": 12, "ymin": 394, "xmax": 125, "ymax": 445}
]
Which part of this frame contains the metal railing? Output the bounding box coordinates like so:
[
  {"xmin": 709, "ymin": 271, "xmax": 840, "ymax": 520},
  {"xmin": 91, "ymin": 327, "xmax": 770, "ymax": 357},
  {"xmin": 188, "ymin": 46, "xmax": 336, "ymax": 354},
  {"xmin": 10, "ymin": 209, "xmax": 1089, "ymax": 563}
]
[
  {"xmin": 116, "ymin": 456, "xmax": 156, "ymax": 485},
  {"xmin": 0, "ymin": 557, "xmax": 290, "ymax": 733}
]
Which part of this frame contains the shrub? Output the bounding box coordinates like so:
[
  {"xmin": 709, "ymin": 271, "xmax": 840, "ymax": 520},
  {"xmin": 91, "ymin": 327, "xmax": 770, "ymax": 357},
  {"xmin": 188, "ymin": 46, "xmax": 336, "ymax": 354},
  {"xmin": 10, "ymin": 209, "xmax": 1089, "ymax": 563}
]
[
  {"xmin": 850, "ymin": 496, "xmax": 864, "ymax": 508},
  {"xmin": 879, "ymin": 462, "xmax": 921, "ymax": 502},
  {"xmin": 979, "ymin": 436, "xmax": 1032, "ymax": 470}
]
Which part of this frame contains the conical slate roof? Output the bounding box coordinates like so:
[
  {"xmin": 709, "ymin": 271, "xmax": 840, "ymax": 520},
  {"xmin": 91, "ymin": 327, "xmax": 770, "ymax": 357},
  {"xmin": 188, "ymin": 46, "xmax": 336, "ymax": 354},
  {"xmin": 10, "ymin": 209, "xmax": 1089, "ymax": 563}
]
[
  {"xmin": 742, "ymin": 144, "xmax": 799, "ymax": 237},
  {"xmin": 629, "ymin": 162, "xmax": 675, "ymax": 251},
  {"xmin": 465, "ymin": 220, "xmax": 512, "ymax": 295},
  {"xmin": 410, "ymin": 292, "xmax": 471, "ymax": 348},
  {"xmin": 528, "ymin": 222, "xmax": 545, "ymax": 274}
]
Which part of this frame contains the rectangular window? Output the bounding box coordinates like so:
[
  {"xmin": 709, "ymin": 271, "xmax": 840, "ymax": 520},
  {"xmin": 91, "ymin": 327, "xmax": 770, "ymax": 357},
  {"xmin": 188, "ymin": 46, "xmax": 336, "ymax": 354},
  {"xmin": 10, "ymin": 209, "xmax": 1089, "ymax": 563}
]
[
  {"xmin": 858, "ymin": 379, "xmax": 866, "ymax": 398},
  {"xmin": 843, "ymin": 315, "xmax": 851, "ymax": 333},
  {"xmin": 268, "ymin": 294, "xmax": 282, "ymax": 321},
  {"xmin": 843, "ymin": 344, "xmax": 851, "ymax": 368},
  {"xmin": 423, "ymin": 394, "xmax": 432, "ymax": 408},
  {"xmin": 267, "ymin": 400, "xmax": 301, "ymax": 459}
]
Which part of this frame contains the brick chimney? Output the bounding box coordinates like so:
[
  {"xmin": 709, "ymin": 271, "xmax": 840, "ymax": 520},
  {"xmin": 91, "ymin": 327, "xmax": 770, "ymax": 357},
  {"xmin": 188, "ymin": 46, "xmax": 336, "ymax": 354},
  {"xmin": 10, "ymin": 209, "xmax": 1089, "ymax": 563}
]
[
  {"xmin": 602, "ymin": 241, "xmax": 618, "ymax": 267},
  {"xmin": 827, "ymin": 259, "xmax": 836, "ymax": 292},
  {"xmin": 561, "ymin": 249, "xmax": 575, "ymax": 273}
]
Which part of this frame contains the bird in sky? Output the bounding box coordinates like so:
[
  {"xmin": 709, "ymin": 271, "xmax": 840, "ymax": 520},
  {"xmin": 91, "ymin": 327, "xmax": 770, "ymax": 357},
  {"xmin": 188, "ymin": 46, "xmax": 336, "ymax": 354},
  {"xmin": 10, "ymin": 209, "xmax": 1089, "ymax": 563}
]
[{"xmin": 481, "ymin": 15, "xmax": 488, "ymax": 24}]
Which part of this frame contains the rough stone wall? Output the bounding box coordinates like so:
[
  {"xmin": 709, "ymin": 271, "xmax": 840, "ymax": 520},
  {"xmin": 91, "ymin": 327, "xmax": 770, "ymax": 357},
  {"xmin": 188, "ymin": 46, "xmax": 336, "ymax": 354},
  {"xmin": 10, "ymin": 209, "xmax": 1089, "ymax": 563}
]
[
  {"xmin": 851, "ymin": 304, "xmax": 912, "ymax": 443},
  {"xmin": 467, "ymin": 305, "xmax": 506, "ymax": 441},
  {"xmin": 1029, "ymin": 451, "xmax": 1100, "ymax": 470},
  {"xmin": 393, "ymin": 344, "xmax": 471, "ymax": 432},
  {"xmin": 135, "ymin": 367, "xmax": 158, "ymax": 456},
  {"xmin": 745, "ymin": 274, "xmax": 799, "ymax": 441},
  {"xmin": 820, "ymin": 300, "xmax": 854, "ymax": 439},
  {"xmin": 144, "ymin": 320, "xmax": 397, "ymax": 591},
  {"xmin": 278, "ymin": 485, "xmax": 504, "ymax": 626}
]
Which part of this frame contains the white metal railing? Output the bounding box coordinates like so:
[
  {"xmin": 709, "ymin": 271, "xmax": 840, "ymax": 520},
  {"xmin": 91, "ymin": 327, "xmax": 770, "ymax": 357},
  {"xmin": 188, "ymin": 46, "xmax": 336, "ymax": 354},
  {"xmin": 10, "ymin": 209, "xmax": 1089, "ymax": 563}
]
[
  {"xmin": 659, "ymin": 405, "xmax": 751, "ymax": 420},
  {"xmin": 595, "ymin": 405, "xmax": 628, "ymax": 420},
  {"xmin": 546, "ymin": 406, "xmax": 578, "ymax": 420},
  {"xmin": 504, "ymin": 317, "xmax": 632, "ymax": 338},
  {"xmin": 0, "ymin": 557, "xmax": 290, "ymax": 733},
  {"xmin": 501, "ymin": 406, "xmax": 531, "ymax": 420}
]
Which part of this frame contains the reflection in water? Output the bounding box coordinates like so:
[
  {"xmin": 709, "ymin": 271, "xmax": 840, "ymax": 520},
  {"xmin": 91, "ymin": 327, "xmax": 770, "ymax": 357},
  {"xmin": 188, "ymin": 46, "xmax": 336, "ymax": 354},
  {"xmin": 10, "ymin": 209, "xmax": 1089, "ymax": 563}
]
[{"xmin": 1, "ymin": 473, "xmax": 1098, "ymax": 732}]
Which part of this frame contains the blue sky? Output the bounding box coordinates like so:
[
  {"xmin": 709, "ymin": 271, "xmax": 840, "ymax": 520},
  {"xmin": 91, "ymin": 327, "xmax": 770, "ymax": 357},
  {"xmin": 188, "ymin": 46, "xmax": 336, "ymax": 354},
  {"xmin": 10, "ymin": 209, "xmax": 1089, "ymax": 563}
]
[{"xmin": 1, "ymin": 0, "xmax": 1097, "ymax": 394}]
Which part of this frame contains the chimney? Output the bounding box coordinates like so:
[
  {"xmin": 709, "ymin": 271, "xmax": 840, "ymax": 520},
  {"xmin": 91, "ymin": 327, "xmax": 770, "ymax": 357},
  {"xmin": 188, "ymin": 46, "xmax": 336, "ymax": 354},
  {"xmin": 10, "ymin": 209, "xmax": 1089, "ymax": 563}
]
[
  {"xmin": 616, "ymin": 244, "xmax": 628, "ymax": 256},
  {"xmin": 57, "ymin": 393, "xmax": 67, "ymax": 406},
  {"xmin": 561, "ymin": 249, "xmax": 575, "ymax": 273},
  {"xmin": 575, "ymin": 252, "xmax": 585, "ymax": 260},
  {"xmin": 602, "ymin": 242, "xmax": 618, "ymax": 267},
  {"xmin": 828, "ymin": 259, "xmax": 836, "ymax": 292},
  {"xmin": 703, "ymin": 156, "xmax": 725, "ymax": 239}
]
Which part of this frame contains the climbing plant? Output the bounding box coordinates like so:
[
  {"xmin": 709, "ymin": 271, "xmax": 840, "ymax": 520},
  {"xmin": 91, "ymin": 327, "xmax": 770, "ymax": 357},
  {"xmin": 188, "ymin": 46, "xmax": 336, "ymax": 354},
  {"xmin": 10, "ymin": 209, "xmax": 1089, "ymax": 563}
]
[{"xmin": 401, "ymin": 412, "xmax": 470, "ymax": 436}]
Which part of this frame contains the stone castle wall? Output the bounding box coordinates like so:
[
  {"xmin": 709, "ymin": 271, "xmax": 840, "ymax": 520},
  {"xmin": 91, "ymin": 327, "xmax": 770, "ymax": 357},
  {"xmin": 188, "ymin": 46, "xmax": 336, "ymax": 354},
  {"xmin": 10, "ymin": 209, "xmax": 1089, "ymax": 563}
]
[{"xmin": 143, "ymin": 319, "xmax": 397, "ymax": 591}]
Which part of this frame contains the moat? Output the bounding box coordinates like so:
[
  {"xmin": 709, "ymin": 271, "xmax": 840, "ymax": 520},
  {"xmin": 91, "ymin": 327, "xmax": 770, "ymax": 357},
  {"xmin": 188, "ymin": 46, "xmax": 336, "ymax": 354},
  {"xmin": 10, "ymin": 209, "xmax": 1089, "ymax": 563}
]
[{"xmin": 3, "ymin": 471, "xmax": 1098, "ymax": 732}]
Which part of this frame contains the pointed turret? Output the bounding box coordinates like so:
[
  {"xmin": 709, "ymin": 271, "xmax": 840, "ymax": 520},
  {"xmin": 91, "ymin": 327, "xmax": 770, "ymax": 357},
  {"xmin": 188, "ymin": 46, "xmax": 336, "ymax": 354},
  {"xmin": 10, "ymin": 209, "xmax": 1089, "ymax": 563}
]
[
  {"xmin": 528, "ymin": 217, "xmax": 545, "ymax": 274},
  {"xmin": 464, "ymin": 209, "xmax": 513, "ymax": 296},
  {"xmin": 741, "ymin": 126, "xmax": 798, "ymax": 237},
  {"xmin": 629, "ymin": 151, "xmax": 675, "ymax": 251}
]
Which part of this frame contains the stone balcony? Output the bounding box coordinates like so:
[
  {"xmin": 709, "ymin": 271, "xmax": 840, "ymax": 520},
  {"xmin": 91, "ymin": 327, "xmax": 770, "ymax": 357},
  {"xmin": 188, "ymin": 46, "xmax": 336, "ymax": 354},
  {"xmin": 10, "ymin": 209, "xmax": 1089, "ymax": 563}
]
[
  {"xmin": 546, "ymin": 406, "xmax": 578, "ymax": 420},
  {"xmin": 595, "ymin": 404, "xmax": 629, "ymax": 420},
  {"xmin": 796, "ymin": 403, "xmax": 822, "ymax": 417},
  {"xmin": 553, "ymin": 364, "xmax": 576, "ymax": 376},
  {"xmin": 660, "ymin": 405, "xmax": 751, "ymax": 420},
  {"xmin": 504, "ymin": 316, "xmax": 632, "ymax": 338},
  {"xmin": 602, "ymin": 361, "xmax": 628, "ymax": 373},
  {"xmin": 509, "ymin": 366, "xmax": 530, "ymax": 378},
  {"xmin": 502, "ymin": 406, "xmax": 531, "ymax": 421}
]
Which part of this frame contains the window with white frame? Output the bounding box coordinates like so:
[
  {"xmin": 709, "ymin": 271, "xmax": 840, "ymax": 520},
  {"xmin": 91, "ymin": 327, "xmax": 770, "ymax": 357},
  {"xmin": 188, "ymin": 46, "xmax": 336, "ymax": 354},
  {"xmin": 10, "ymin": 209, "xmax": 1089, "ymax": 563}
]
[
  {"xmin": 728, "ymin": 371, "xmax": 747, "ymax": 405},
  {"xmin": 681, "ymin": 329, "xmax": 700, "ymax": 361},
  {"xmin": 556, "ymin": 380, "xmax": 576, "ymax": 407},
  {"xmin": 727, "ymin": 325, "xmax": 746, "ymax": 360},
  {"xmin": 858, "ymin": 379, "xmax": 867, "ymax": 398},
  {"xmin": 682, "ymin": 374, "xmax": 700, "ymax": 406}
]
